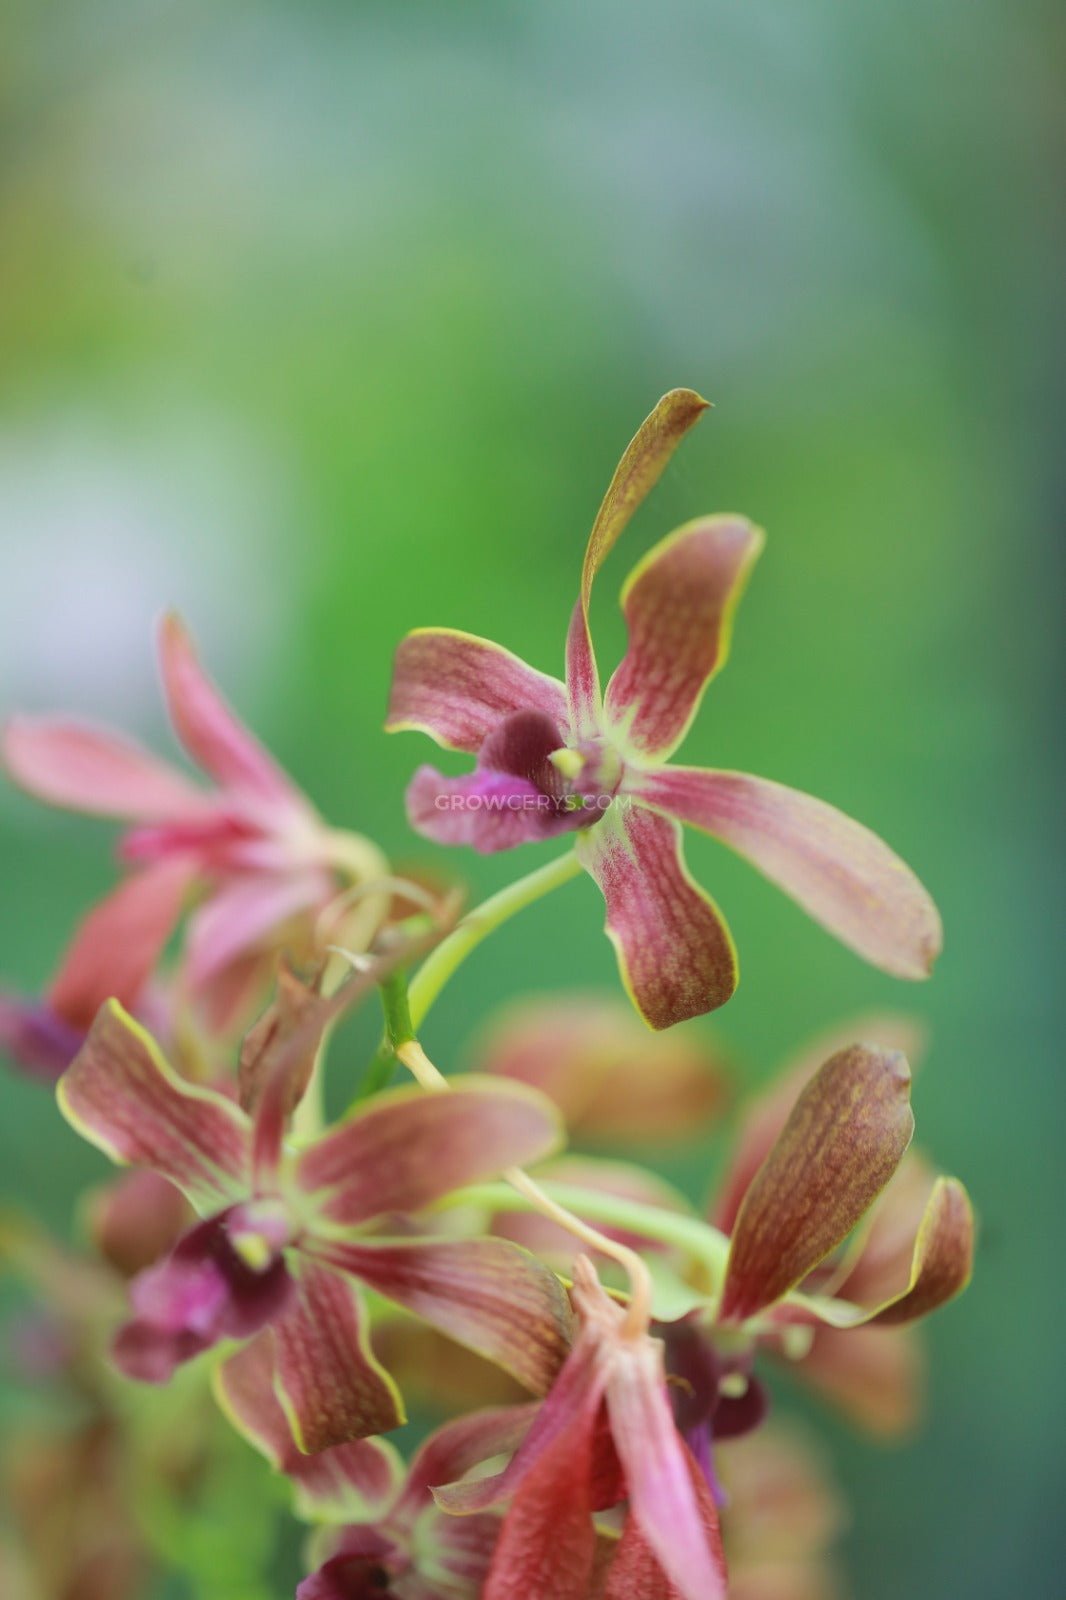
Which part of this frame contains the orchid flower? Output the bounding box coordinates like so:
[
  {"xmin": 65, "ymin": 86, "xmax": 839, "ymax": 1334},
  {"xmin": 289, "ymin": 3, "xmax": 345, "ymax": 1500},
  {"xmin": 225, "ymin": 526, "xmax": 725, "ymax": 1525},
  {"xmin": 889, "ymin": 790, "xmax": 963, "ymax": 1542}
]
[
  {"xmin": 434, "ymin": 1255, "xmax": 728, "ymax": 1600},
  {"xmin": 56, "ymin": 1000, "xmax": 573, "ymax": 1452},
  {"xmin": 387, "ymin": 389, "xmax": 941, "ymax": 1027},
  {"xmin": 656, "ymin": 1044, "xmax": 973, "ymax": 1475},
  {"xmin": 709, "ymin": 1016, "xmax": 934, "ymax": 1437},
  {"xmin": 3, "ymin": 614, "xmax": 387, "ymax": 1033},
  {"xmin": 215, "ymin": 1331, "xmax": 532, "ymax": 1599}
]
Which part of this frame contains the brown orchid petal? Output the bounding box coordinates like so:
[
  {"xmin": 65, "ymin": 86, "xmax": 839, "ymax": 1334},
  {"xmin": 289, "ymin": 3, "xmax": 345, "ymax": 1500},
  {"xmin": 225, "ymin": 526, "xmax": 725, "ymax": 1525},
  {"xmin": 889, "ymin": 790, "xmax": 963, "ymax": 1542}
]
[
  {"xmin": 866, "ymin": 1177, "xmax": 974, "ymax": 1326},
  {"xmin": 575, "ymin": 808, "xmax": 737, "ymax": 1030},
  {"xmin": 475, "ymin": 993, "xmax": 730, "ymax": 1144},
  {"xmin": 386, "ymin": 627, "xmax": 570, "ymax": 753},
  {"xmin": 308, "ymin": 1235, "xmax": 573, "ymax": 1399},
  {"xmin": 720, "ymin": 1046, "xmax": 914, "ymax": 1323},
  {"xmin": 712, "ymin": 1016, "xmax": 926, "ymax": 1236},
  {"xmin": 295, "ymin": 1078, "xmax": 563, "ymax": 1227},
  {"xmin": 567, "ymin": 389, "xmax": 710, "ymax": 737},
  {"xmin": 238, "ymin": 957, "xmax": 326, "ymax": 1116},
  {"xmin": 604, "ymin": 516, "xmax": 763, "ymax": 762},
  {"xmin": 57, "ymin": 1001, "xmax": 251, "ymax": 1213},
  {"xmin": 214, "ymin": 1332, "xmax": 404, "ymax": 1521},
  {"xmin": 272, "ymin": 1260, "xmax": 404, "ymax": 1452}
]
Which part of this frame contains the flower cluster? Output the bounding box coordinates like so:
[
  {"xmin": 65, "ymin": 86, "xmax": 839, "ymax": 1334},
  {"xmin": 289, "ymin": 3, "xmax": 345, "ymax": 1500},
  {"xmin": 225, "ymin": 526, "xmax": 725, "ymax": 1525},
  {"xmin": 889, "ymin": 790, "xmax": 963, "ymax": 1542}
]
[{"xmin": 0, "ymin": 392, "xmax": 972, "ymax": 1600}]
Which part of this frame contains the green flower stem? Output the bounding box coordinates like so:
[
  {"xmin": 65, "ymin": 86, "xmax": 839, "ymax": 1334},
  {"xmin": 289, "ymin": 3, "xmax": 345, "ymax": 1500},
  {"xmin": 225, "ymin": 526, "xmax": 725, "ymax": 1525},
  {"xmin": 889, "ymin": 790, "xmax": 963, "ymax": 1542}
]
[
  {"xmin": 355, "ymin": 969, "xmax": 418, "ymax": 1101},
  {"xmin": 408, "ymin": 846, "xmax": 584, "ymax": 1029},
  {"xmin": 353, "ymin": 848, "xmax": 583, "ymax": 1103},
  {"xmin": 438, "ymin": 1179, "xmax": 731, "ymax": 1284}
]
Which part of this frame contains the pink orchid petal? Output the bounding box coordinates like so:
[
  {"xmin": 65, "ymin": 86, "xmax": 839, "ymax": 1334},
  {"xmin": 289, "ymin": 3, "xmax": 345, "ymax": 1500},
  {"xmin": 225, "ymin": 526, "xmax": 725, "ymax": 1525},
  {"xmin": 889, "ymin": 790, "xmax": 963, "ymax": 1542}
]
[
  {"xmin": 433, "ymin": 1334, "xmax": 603, "ymax": 1516},
  {"xmin": 158, "ymin": 613, "xmax": 303, "ymax": 803},
  {"xmin": 606, "ymin": 1347, "xmax": 727, "ymax": 1600},
  {"xmin": 296, "ymin": 1078, "xmax": 563, "ymax": 1227},
  {"xmin": 430, "ymin": 1510, "xmax": 505, "ymax": 1590},
  {"xmin": 575, "ymin": 808, "xmax": 737, "ymax": 1029},
  {"xmin": 394, "ymin": 1407, "xmax": 535, "ymax": 1525},
  {"xmin": 184, "ymin": 869, "xmax": 330, "ymax": 990},
  {"xmin": 307, "ymin": 1236, "xmax": 572, "ymax": 1399},
  {"xmin": 719, "ymin": 1047, "xmax": 914, "ymax": 1324},
  {"xmin": 633, "ymin": 767, "xmax": 942, "ymax": 981},
  {"xmin": 387, "ymin": 628, "xmax": 569, "ymax": 754},
  {"xmin": 272, "ymin": 1260, "xmax": 404, "ymax": 1453},
  {"xmin": 482, "ymin": 1410, "xmax": 600, "ymax": 1600},
  {"xmin": 405, "ymin": 764, "xmax": 578, "ymax": 853},
  {"xmin": 566, "ymin": 389, "xmax": 710, "ymax": 738},
  {"xmin": 604, "ymin": 516, "xmax": 763, "ymax": 761},
  {"xmin": 215, "ymin": 1333, "xmax": 404, "ymax": 1520},
  {"xmin": 48, "ymin": 856, "xmax": 197, "ymax": 1029},
  {"xmin": 2, "ymin": 715, "xmax": 207, "ymax": 819},
  {"xmin": 57, "ymin": 1000, "xmax": 250, "ymax": 1211},
  {"xmin": 603, "ymin": 1471, "xmax": 725, "ymax": 1600}
]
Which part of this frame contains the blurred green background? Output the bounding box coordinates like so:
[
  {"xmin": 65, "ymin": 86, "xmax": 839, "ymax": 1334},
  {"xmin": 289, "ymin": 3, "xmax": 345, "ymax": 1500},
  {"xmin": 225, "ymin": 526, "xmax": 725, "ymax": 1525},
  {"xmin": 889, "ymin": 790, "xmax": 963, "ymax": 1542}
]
[{"xmin": 1, "ymin": 0, "xmax": 1062, "ymax": 1595}]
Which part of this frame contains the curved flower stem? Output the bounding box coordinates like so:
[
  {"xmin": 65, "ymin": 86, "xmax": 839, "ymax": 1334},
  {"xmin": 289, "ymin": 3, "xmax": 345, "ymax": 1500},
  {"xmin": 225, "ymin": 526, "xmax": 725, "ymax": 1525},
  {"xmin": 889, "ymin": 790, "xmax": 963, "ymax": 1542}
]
[
  {"xmin": 437, "ymin": 1178, "xmax": 730, "ymax": 1286},
  {"xmin": 407, "ymin": 848, "xmax": 584, "ymax": 1030},
  {"xmin": 396, "ymin": 1038, "xmax": 654, "ymax": 1337},
  {"xmin": 353, "ymin": 848, "xmax": 583, "ymax": 1104}
]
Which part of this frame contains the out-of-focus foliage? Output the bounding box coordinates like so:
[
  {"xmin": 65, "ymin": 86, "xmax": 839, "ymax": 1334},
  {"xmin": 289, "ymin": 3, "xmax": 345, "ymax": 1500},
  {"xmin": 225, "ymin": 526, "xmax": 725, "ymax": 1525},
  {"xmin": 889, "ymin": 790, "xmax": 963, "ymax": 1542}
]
[{"xmin": 1, "ymin": 2, "xmax": 1062, "ymax": 1596}]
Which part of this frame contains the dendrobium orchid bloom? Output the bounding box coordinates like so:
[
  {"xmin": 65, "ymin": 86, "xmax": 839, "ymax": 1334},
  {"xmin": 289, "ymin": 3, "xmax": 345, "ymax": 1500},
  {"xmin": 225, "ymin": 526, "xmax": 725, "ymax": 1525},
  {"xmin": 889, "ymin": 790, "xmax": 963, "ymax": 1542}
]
[
  {"xmin": 710, "ymin": 1029, "xmax": 943, "ymax": 1438},
  {"xmin": 657, "ymin": 1044, "xmax": 973, "ymax": 1468},
  {"xmin": 56, "ymin": 1000, "xmax": 572, "ymax": 1452},
  {"xmin": 435, "ymin": 1255, "xmax": 728, "ymax": 1600},
  {"xmin": 387, "ymin": 390, "xmax": 942, "ymax": 1027},
  {"xmin": 215, "ymin": 1332, "xmax": 529, "ymax": 1599},
  {"xmin": 3, "ymin": 615, "xmax": 387, "ymax": 1032}
]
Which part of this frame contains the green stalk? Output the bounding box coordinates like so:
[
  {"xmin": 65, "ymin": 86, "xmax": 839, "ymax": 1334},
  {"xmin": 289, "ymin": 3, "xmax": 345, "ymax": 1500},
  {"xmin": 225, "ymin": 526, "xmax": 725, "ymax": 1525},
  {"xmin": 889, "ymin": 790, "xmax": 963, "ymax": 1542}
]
[
  {"xmin": 408, "ymin": 847, "xmax": 583, "ymax": 1028},
  {"xmin": 437, "ymin": 1178, "xmax": 730, "ymax": 1281},
  {"xmin": 352, "ymin": 847, "xmax": 583, "ymax": 1103}
]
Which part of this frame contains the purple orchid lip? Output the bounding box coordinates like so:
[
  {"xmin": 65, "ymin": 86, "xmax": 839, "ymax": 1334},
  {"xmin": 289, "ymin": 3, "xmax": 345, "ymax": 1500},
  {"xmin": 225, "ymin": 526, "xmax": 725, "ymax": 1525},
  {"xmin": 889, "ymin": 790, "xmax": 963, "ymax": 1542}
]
[{"xmin": 113, "ymin": 1210, "xmax": 296, "ymax": 1383}]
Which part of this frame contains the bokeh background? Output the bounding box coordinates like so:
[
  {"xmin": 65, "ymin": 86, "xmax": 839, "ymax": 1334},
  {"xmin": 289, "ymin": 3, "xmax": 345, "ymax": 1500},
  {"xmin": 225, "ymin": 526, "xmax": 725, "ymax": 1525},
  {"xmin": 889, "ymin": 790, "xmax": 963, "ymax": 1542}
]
[{"xmin": 1, "ymin": 1, "xmax": 1063, "ymax": 1595}]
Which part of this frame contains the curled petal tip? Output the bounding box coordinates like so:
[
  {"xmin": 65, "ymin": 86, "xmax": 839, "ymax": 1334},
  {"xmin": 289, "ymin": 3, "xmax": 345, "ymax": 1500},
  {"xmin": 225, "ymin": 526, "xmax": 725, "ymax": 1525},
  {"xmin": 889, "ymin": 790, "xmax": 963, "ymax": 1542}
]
[{"xmin": 720, "ymin": 1044, "xmax": 915, "ymax": 1322}]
